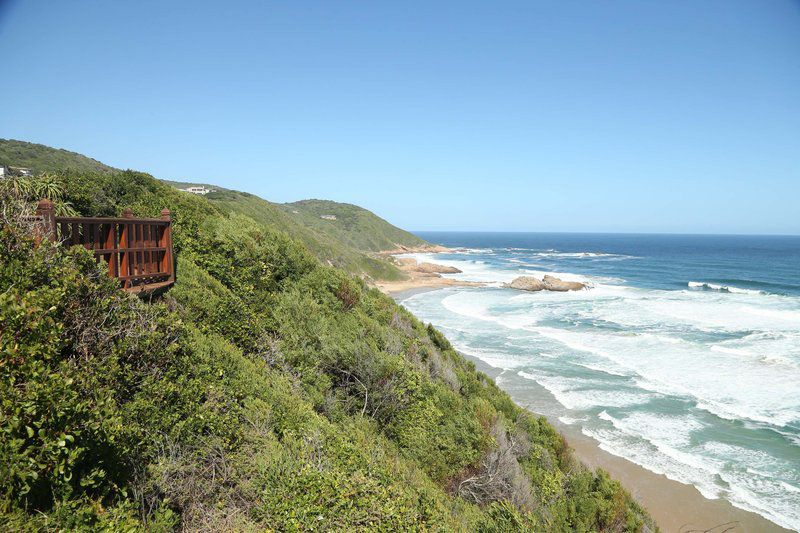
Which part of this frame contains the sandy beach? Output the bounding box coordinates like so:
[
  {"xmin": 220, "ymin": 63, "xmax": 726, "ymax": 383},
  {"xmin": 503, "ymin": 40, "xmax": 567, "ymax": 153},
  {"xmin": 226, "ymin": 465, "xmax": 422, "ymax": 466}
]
[
  {"xmin": 373, "ymin": 251, "xmax": 486, "ymax": 294},
  {"xmin": 393, "ymin": 287, "xmax": 791, "ymax": 533},
  {"xmin": 375, "ymin": 273, "xmax": 483, "ymax": 294}
]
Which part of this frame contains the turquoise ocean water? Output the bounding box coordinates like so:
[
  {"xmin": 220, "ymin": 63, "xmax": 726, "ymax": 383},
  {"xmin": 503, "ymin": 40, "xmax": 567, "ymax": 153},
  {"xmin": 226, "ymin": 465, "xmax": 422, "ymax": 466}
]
[{"xmin": 400, "ymin": 233, "xmax": 800, "ymax": 531}]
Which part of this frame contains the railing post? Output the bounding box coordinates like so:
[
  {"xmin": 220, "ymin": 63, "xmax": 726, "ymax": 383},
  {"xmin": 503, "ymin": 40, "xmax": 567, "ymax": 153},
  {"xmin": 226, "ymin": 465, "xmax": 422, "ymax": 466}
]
[
  {"xmin": 120, "ymin": 208, "xmax": 133, "ymax": 289},
  {"xmin": 160, "ymin": 208, "xmax": 174, "ymax": 283},
  {"xmin": 35, "ymin": 199, "xmax": 57, "ymax": 243},
  {"xmin": 27, "ymin": 207, "xmax": 176, "ymax": 294},
  {"xmin": 104, "ymin": 220, "xmax": 118, "ymax": 280}
]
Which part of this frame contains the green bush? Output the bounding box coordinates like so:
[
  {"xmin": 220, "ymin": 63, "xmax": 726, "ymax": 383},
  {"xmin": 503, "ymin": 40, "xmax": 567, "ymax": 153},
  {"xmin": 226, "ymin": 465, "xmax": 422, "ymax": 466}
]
[{"xmin": 0, "ymin": 170, "xmax": 657, "ymax": 531}]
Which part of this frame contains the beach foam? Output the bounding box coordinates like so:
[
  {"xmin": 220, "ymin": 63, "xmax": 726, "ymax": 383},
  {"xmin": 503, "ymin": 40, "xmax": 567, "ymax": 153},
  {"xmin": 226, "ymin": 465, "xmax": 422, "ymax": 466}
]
[
  {"xmin": 400, "ymin": 239, "xmax": 800, "ymax": 530},
  {"xmin": 519, "ymin": 372, "xmax": 651, "ymax": 410},
  {"xmin": 688, "ymin": 281, "xmax": 768, "ymax": 295}
]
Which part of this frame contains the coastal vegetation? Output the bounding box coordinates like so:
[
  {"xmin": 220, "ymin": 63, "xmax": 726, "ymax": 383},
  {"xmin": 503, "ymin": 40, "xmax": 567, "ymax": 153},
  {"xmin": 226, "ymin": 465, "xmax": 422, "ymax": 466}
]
[
  {"xmin": 206, "ymin": 189, "xmax": 409, "ymax": 280},
  {"xmin": 1, "ymin": 140, "xmax": 421, "ymax": 281},
  {"xmin": 0, "ymin": 139, "xmax": 114, "ymax": 175},
  {"xmin": 279, "ymin": 198, "xmax": 428, "ymax": 253},
  {"xmin": 0, "ymin": 144, "xmax": 656, "ymax": 531}
]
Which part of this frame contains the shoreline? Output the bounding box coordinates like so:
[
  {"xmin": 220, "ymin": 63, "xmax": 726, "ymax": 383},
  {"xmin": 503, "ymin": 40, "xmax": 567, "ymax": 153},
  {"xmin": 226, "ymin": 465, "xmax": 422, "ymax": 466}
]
[
  {"xmin": 373, "ymin": 250, "xmax": 486, "ymax": 295},
  {"xmin": 392, "ymin": 290, "xmax": 790, "ymax": 533},
  {"xmin": 374, "ymin": 243, "xmax": 453, "ymax": 256},
  {"xmin": 375, "ymin": 275, "xmax": 483, "ymax": 295}
]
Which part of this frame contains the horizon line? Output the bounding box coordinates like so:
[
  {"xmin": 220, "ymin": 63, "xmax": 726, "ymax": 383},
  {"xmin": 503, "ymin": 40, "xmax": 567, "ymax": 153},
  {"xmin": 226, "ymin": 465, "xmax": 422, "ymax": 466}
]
[{"xmin": 410, "ymin": 230, "xmax": 800, "ymax": 238}]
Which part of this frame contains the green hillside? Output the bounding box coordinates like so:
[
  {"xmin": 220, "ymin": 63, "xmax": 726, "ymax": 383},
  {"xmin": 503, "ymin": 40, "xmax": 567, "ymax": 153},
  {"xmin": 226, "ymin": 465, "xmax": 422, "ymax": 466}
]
[
  {"xmin": 208, "ymin": 189, "xmax": 405, "ymax": 281},
  {"xmin": 283, "ymin": 199, "xmax": 427, "ymax": 252},
  {"xmin": 0, "ymin": 166, "xmax": 656, "ymax": 531},
  {"xmin": 0, "ymin": 140, "xmax": 419, "ymax": 281},
  {"xmin": 0, "ymin": 139, "xmax": 115, "ymax": 174}
]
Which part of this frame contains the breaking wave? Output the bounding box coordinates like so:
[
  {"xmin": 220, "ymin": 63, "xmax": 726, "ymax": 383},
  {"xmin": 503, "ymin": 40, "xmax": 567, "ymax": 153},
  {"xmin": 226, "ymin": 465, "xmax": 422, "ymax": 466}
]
[
  {"xmin": 400, "ymin": 238, "xmax": 800, "ymax": 530},
  {"xmin": 688, "ymin": 281, "xmax": 767, "ymax": 295}
]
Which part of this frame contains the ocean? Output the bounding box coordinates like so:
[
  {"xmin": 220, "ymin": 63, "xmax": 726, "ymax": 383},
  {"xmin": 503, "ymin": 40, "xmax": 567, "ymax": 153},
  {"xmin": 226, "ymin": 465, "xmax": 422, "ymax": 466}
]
[{"xmin": 398, "ymin": 232, "xmax": 800, "ymax": 531}]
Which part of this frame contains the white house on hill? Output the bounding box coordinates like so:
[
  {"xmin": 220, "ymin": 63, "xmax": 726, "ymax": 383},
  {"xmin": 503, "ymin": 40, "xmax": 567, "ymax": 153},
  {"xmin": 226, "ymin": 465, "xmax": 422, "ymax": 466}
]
[{"xmin": 181, "ymin": 185, "xmax": 214, "ymax": 195}]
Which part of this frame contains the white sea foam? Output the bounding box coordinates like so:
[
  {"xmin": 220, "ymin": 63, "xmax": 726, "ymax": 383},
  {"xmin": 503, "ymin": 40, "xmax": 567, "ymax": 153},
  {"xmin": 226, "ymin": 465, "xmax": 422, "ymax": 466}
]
[
  {"xmin": 558, "ymin": 416, "xmax": 587, "ymax": 425},
  {"xmin": 713, "ymin": 333, "xmax": 800, "ymax": 368},
  {"xmin": 782, "ymin": 481, "xmax": 800, "ymax": 494},
  {"xmin": 506, "ymin": 259, "xmax": 547, "ymax": 268},
  {"xmin": 710, "ymin": 345, "xmax": 754, "ymax": 357},
  {"xmin": 519, "ymin": 372, "xmax": 651, "ymax": 410},
  {"xmin": 453, "ymin": 342, "xmax": 525, "ymax": 370},
  {"xmin": 579, "ymin": 425, "xmax": 723, "ymax": 499},
  {"xmin": 570, "ymin": 361, "xmax": 632, "ymax": 377},
  {"xmin": 577, "ymin": 288, "xmax": 800, "ymax": 332},
  {"xmin": 451, "ymin": 247, "xmax": 495, "ymax": 254},
  {"xmin": 396, "ymin": 252, "xmax": 614, "ymax": 286},
  {"xmin": 586, "ymin": 423, "xmax": 800, "ymax": 530},
  {"xmin": 688, "ymin": 281, "xmax": 767, "ymax": 295},
  {"xmin": 531, "ymin": 251, "xmax": 636, "ymax": 260},
  {"xmin": 762, "ymin": 355, "xmax": 796, "ymax": 367},
  {"xmin": 532, "ymin": 326, "xmax": 800, "ymax": 427},
  {"xmin": 599, "ymin": 411, "xmax": 705, "ymax": 450},
  {"xmin": 400, "ymin": 245, "xmax": 800, "ymax": 530},
  {"xmin": 701, "ymin": 442, "xmax": 800, "ymax": 530},
  {"xmin": 742, "ymin": 306, "xmax": 800, "ymax": 322},
  {"xmin": 413, "ymin": 283, "xmax": 800, "ymax": 427},
  {"xmin": 441, "ymin": 292, "xmax": 544, "ymax": 329}
]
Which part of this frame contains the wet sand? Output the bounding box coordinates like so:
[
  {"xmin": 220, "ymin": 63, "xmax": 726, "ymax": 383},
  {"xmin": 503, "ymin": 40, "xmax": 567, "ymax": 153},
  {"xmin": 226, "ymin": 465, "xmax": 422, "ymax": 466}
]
[
  {"xmin": 393, "ymin": 289, "xmax": 790, "ymax": 533},
  {"xmin": 561, "ymin": 423, "xmax": 789, "ymax": 532},
  {"xmin": 387, "ymin": 286, "xmax": 449, "ymax": 300},
  {"xmin": 374, "ymin": 274, "xmax": 482, "ymax": 295},
  {"xmin": 373, "ymin": 257, "xmax": 484, "ymax": 295},
  {"xmin": 473, "ymin": 354, "xmax": 789, "ymax": 532}
]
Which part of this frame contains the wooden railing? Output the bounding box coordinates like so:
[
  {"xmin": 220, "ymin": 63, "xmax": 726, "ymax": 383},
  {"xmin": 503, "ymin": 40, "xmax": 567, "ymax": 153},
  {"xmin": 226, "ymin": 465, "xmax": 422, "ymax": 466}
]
[{"xmin": 35, "ymin": 199, "xmax": 175, "ymax": 293}]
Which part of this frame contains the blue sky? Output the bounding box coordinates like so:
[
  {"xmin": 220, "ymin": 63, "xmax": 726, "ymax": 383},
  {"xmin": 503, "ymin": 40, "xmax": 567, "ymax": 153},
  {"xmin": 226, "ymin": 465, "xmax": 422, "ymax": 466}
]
[{"xmin": 1, "ymin": 1, "xmax": 798, "ymax": 234}]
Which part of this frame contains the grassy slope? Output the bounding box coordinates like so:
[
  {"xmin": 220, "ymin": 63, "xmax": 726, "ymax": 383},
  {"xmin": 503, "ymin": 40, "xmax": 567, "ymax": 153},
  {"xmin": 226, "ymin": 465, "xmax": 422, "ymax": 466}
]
[
  {"xmin": 160, "ymin": 179, "xmax": 219, "ymax": 190},
  {"xmin": 0, "ymin": 140, "xmax": 411, "ymax": 281},
  {"xmin": 0, "ymin": 169, "xmax": 657, "ymax": 531},
  {"xmin": 0, "ymin": 139, "xmax": 115, "ymax": 174},
  {"xmin": 208, "ymin": 189, "xmax": 405, "ymax": 280},
  {"xmin": 282, "ymin": 199, "xmax": 427, "ymax": 252}
]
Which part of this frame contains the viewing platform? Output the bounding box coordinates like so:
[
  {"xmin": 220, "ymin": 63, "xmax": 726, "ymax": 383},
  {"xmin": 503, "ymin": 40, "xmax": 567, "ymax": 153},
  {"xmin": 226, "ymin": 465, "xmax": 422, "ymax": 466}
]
[{"xmin": 34, "ymin": 199, "xmax": 175, "ymax": 293}]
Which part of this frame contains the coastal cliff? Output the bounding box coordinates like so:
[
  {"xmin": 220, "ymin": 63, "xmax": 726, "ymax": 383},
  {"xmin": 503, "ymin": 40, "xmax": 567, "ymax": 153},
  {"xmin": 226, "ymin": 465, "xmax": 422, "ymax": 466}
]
[{"xmin": 0, "ymin": 142, "xmax": 656, "ymax": 531}]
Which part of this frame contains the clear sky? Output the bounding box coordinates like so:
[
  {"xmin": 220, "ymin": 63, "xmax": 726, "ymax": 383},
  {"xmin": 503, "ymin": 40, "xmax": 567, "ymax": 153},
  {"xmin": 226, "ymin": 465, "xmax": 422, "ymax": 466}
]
[{"xmin": 1, "ymin": 1, "xmax": 798, "ymax": 234}]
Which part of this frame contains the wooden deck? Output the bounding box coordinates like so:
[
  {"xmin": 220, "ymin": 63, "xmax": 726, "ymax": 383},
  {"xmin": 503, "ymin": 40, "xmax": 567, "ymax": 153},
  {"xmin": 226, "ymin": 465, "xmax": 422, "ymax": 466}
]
[{"xmin": 35, "ymin": 199, "xmax": 175, "ymax": 293}]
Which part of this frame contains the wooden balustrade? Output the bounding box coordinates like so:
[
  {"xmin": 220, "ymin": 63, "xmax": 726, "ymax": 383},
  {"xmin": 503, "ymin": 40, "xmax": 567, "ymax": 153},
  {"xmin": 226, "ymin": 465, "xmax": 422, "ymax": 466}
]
[{"xmin": 35, "ymin": 199, "xmax": 175, "ymax": 293}]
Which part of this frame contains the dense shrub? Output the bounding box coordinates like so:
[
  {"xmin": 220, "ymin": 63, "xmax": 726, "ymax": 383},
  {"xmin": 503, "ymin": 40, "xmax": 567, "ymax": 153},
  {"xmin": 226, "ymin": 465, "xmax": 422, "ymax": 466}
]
[{"xmin": 0, "ymin": 171, "xmax": 657, "ymax": 531}]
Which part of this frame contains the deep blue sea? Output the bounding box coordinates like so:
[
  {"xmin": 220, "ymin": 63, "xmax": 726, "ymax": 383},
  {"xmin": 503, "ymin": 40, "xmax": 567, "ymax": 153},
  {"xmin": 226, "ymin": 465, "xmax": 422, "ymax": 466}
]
[{"xmin": 399, "ymin": 232, "xmax": 800, "ymax": 530}]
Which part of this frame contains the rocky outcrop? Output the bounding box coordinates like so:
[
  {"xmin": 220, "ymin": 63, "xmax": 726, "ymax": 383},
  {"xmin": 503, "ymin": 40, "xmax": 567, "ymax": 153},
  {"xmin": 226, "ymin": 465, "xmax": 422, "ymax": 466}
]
[
  {"xmin": 504, "ymin": 275, "xmax": 586, "ymax": 292},
  {"xmin": 416, "ymin": 262, "xmax": 462, "ymax": 274},
  {"xmin": 377, "ymin": 256, "xmax": 483, "ymax": 294},
  {"xmin": 542, "ymin": 275, "xmax": 586, "ymax": 292},
  {"xmin": 505, "ymin": 276, "xmax": 546, "ymax": 291},
  {"xmin": 392, "ymin": 257, "xmax": 462, "ymax": 274}
]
